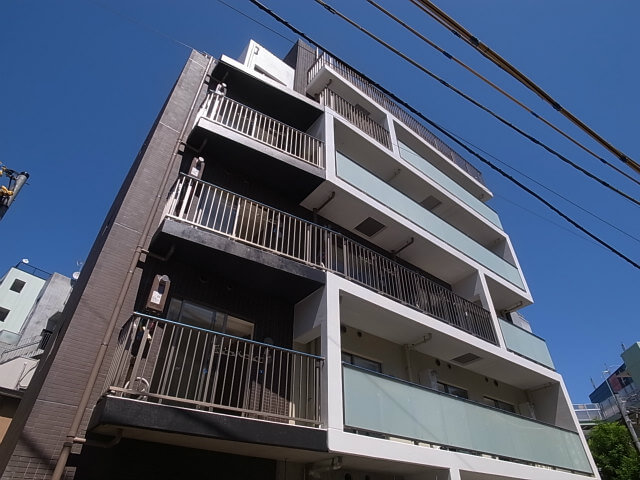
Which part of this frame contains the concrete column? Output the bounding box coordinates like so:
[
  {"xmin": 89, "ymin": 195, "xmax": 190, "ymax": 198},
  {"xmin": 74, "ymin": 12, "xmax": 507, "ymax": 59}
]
[{"xmin": 322, "ymin": 274, "xmax": 343, "ymax": 432}]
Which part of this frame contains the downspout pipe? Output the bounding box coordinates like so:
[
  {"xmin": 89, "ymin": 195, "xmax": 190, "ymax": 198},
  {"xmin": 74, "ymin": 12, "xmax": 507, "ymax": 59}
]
[
  {"xmin": 404, "ymin": 334, "xmax": 432, "ymax": 383},
  {"xmin": 50, "ymin": 53, "xmax": 215, "ymax": 480}
]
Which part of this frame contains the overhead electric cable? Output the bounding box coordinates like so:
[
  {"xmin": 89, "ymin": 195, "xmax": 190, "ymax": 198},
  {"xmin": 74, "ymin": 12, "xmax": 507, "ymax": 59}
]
[
  {"xmin": 365, "ymin": 0, "xmax": 640, "ymax": 188},
  {"xmin": 436, "ymin": 132, "xmax": 640, "ymax": 245},
  {"xmin": 313, "ymin": 0, "xmax": 640, "ymax": 208},
  {"xmin": 247, "ymin": 0, "xmax": 640, "ymax": 271},
  {"xmin": 429, "ymin": 119, "xmax": 640, "ymax": 270},
  {"xmin": 210, "ymin": 0, "xmax": 637, "ymax": 242},
  {"xmin": 213, "ymin": 0, "xmax": 296, "ymax": 44},
  {"xmin": 86, "ymin": 0, "xmax": 198, "ymax": 52},
  {"xmin": 409, "ymin": 0, "xmax": 640, "ymax": 177}
]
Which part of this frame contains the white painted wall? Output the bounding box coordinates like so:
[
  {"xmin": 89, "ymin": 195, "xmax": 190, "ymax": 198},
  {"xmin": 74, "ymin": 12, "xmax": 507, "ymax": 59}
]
[
  {"xmin": 239, "ymin": 40, "xmax": 294, "ymax": 88},
  {"xmin": 0, "ymin": 268, "xmax": 46, "ymax": 341},
  {"xmin": 0, "ymin": 356, "xmax": 38, "ymax": 390}
]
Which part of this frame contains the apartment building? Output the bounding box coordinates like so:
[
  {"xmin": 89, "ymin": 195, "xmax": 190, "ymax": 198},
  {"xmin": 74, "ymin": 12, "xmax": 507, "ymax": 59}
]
[
  {"xmin": 0, "ymin": 261, "xmax": 72, "ymax": 443},
  {"xmin": 0, "ymin": 40, "xmax": 598, "ymax": 480}
]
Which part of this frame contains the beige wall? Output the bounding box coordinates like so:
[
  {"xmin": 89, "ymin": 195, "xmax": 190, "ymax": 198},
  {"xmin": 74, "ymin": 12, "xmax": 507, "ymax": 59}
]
[{"xmin": 341, "ymin": 325, "xmax": 529, "ymax": 415}]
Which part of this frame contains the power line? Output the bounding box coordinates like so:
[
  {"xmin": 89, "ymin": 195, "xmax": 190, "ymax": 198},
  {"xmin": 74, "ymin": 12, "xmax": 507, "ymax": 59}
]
[
  {"xmin": 214, "ymin": 0, "xmax": 296, "ymax": 44},
  {"xmin": 437, "ymin": 130, "xmax": 640, "ymax": 245},
  {"xmin": 313, "ymin": 0, "xmax": 640, "ymax": 209},
  {"xmin": 494, "ymin": 194, "xmax": 598, "ymax": 247},
  {"xmin": 246, "ymin": 0, "xmax": 640, "ymax": 271},
  {"xmin": 365, "ymin": 0, "xmax": 640, "ymax": 188},
  {"xmin": 85, "ymin": 0, "xmax": 198, "ymax": 52},
  {"xmin": 218, "ymin": 0, "xmax": 638, "ymax": 246},
  {"xmin": 409, "ymin": 0, "xmax": 640, "ymax": 177}
]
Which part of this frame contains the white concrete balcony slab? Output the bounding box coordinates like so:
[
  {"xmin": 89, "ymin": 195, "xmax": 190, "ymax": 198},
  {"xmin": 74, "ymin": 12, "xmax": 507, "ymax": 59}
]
[{"xmin": 195, "ymin": 92, "xmax": 324, "ymax": 169}]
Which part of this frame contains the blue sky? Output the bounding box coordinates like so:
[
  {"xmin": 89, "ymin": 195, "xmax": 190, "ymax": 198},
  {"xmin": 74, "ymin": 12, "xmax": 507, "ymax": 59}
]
[{"xmin": 1, "ymin": 0, "xmax": 638, "ymax": 403}]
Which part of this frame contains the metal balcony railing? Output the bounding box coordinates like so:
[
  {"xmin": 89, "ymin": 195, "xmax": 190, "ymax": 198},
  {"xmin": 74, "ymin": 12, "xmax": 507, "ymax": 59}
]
[
  {"xmin": 308, "ymin": 53, "xmax": 485, "ymax": 185},
  {"xmin": 0, "ymin": 331, "xmax": 53, "ymax": 364},
  {"xmin": 318, "ymin": 88, "xmax": 392, "ymax": 149},
  {"xmin": 105, "ymin": 313, "xmax": 324, "ymax": 426},
  {"xmin": 199, "ymin": 92, "xmax": 324, "ymax": 168},
  {"xmin": 165, "ymin": 174, "xmax": 497, "ymax": 344}
]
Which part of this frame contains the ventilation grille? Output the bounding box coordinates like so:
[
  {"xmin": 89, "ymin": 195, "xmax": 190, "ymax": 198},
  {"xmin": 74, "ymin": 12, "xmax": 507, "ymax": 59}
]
[
  {"xmin": 451, "ymin": 353, "xmax": 481, "ymax": 365},
  {"xmin": 420, "ymin": 195, "xmax": 442, "ymax": 211},
  {"xmin": 355, "ymin": 217, "xmax": 386, "ymax": 237}
]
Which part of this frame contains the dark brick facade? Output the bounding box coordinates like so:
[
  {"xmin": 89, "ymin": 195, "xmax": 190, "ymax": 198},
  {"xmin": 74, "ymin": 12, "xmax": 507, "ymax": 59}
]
[{"xmin": 0, "ymin": 51, "xmax": 215, "ymax": 479}]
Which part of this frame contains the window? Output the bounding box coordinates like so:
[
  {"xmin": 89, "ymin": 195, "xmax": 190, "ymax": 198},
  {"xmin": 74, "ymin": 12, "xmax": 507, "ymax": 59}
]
[
  {"xmin": 10, "ymin": 279, "xmax": 26, "ymax": 293},
  {"xmin": 0, "ymin": 307, "xmax": 9, "ymax": 322},
  {"xmin": 342, "ymin": 351, "xmax": 382, "ymax": 373},
  {"xmin": 167, "ymin": 299, "xmax": 254, "ymax": 339},
  {"xmin": 484, "ymin": 396, "xmax": 516, "ymax": 413},
  {"xmin": 436, "ymin": 382, "xmax": 469, "ymax": 400}
]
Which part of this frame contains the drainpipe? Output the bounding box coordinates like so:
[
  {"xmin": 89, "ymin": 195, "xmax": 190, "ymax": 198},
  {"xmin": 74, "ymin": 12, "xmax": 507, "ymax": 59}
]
[
  {"xmin": 50, "ymin": 53, "xmax": 215, "ymax": 480},
  {"xmin": 403, "ymin": 334, "xmax": 432, "ymax": 383}
]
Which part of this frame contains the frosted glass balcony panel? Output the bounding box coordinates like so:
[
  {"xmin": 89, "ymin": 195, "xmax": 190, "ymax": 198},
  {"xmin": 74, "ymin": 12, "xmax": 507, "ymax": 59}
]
[
  {"xmin": 398, "ymin": 142, "xmax": 502, "ymax": 228},
  {"xmin": 499, "ymin": 319, "xmax": 555, "ymax": 369},
  {"xmin": 336, "ymin": 153, "xmax": 524, "ymax": 290},
  {"xmin": 343, "ymin": 365, "xmax": 591, "ymax": 474}
]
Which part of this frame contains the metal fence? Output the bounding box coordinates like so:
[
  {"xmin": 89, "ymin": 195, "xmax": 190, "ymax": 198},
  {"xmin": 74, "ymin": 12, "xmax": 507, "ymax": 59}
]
[
  {"xmin": 200, "ymin": 92, "xmax": 324, "ymax": 168},
  {"xmin": 318, "ymin": 88, "xmax": 392, "ymax": 149},
  {"xmin": 573, "ymin": 404, "xmax": 604, "ymax": 423},
  {"xmin": 105, "ymin": 313, "xmax": 324, "ymax": 426},
  {"xmin": 165, "ymin": 174, "xmax": 497, "ymax": 344},
  {"xmin": 0, "ymin": 331, "xmax": 52, "ymax": 364},
  {"xmin": 308, "ymin": 53, "xmax": 485, "ymax": 185}
]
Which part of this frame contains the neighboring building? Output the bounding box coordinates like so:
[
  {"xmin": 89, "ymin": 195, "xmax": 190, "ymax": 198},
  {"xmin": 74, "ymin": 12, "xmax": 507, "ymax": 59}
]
[
  {"xmin": 0, "ymin": 40, "xmax": 598, "ymax": 479},
  {"xmin": 578, "ymin": 343, "xmax": 640, "ymax": 424},
  {"xmin": 0, "ymin": 261, "xmax": 73, "ymax": 443}
]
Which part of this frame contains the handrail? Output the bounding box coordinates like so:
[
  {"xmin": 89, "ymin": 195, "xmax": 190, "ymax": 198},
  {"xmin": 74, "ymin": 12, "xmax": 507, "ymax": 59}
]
[
  {"xmin": 0, "ymin": 331, "xmax": 52, "ymax": 364},
  {"xmin": 104, "ymin": 313, "xmax": 324, "ymax": 426},
  {"xmin": 308, "ymin": 53, "xmax": 485, "ymax": 185},
  {"xmin": 165, "ymin": 174, "xmax": 497, "ymax": 344},
  {"xmin": 318, "ymin": 88, "xmax": 392, "ymax": 149},
  {"xmin": 200, "ymin": 92, "xmax": 324, "ymax": 168}
]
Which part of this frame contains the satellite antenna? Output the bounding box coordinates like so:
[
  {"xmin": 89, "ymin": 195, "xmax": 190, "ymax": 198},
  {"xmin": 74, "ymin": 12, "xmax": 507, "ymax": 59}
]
[
  {"xmin": 21, "ymin": 258, "xmax": 29, "ymax": 264},
  {"xmin": 72, "ymin": 272, "xmax": 80, "ymax": 281}
]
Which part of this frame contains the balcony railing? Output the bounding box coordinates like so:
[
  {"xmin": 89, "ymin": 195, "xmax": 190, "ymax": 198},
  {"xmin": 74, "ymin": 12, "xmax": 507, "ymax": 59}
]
[
  {"xmin": 343, "ymin": 364, "xmax": 592, "ymax": 474},
  {"xmin": 318, "ymin": 88, "xmax": 392, "ymax": 149},
  {"xmin": 199, "ymin": 92, "xmax": 324, "ymax": 168},
  {"xmin": 499, "ymin": 319, "xmax": 554, "ymax": 369},
  {"xmin": 308, "ymin": 53, "xmax": 485, "ymax": 185},
  {"xmin": 0, "ymin": 331, "xmax": 52, "ymax": 364},
  {"xmin": 573, "ymin": 404, "xmax": 604, "ymax": 423},
  {"xmin": 165, "ymin": 174, "xmax": 497, "ymax": 345},
  {"xmin": 104, "ymin": 313, "xmax": 323, "ymax": 427}
]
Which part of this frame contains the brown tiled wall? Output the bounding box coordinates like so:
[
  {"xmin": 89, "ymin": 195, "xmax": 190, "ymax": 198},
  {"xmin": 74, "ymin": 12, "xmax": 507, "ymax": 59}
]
[{"xmin": 0, "ymin": 51, "xmax": 215, "ymax": 480}]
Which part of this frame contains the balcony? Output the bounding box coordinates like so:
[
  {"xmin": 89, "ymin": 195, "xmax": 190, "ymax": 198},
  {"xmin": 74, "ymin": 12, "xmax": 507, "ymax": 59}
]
[
  {"xmin": 317, "ymin": 88, "xmax": 391, "ymax": 149},
  {"xmin": 573, "ymin": 403, "xmax": 604, "ymax": 424},
  {"xmin": 499, "ymin": 319, "xmax": 555, "ymax": 369},
  {"xmin": 104, "ymin": 313, "xmax": 323, "ymax": 426},
  {"xmin": 197, "ymin": 91, "xmax": 324, "ymax": 168},
  {"xmin": 336, "ymin": 153, "xmax": 525, "ymax": 290},
  {"xmin": 398, "ymin": 141, "xmax": 502, "ymax": 229},
  {"xmin": 307, "ymin": 52, "xmax": 485, "ymax": 186},
  {"xmin": 342, "ymin": 364, "xmax": 592, "ymax": 474},
  {"xmin": 164, "ymin": 174, "xmax": 497, "ymax": 345}
]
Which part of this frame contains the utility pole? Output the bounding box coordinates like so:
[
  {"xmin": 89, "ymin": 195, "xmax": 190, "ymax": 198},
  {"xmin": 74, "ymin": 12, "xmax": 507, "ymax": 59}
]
[
  {"xmin": 0, "ymin": 165, "xmax": 29, "ymax": 221},
  {"xmin": 603, "ymin": 369, "xmax": 640, "ymax": 455}
]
